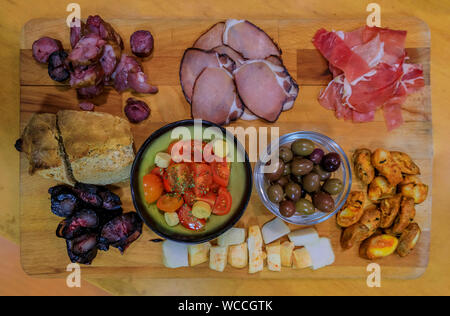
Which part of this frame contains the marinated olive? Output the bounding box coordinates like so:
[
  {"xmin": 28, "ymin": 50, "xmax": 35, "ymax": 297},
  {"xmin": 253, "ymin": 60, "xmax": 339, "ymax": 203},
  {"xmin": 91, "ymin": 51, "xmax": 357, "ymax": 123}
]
[
  {"xmin": 321, "ymin": 152, "xmax": 341, "ymax": 172},
  {"xmin": 265, "ymin": 160, "xmax": 285, "ymax": 181},
  {"xmin": 290, "ymin": 173, "xmax": 302, "ymax": 184},
  {"xmin": 285, "ymin": 182, "xmax": 302, "ymax": 201},
  {"xmin": 276, "ymin": 175, "xmax": 290, "ymax": 187},
  {"xmin": 295, "ymin": 198, "xmax": 315, "ymax": 215},
  {"xmin": 291, "ymin": 139, "xmax": 315, "ymax": 156},
  {"xmin": 283, "ymin": 163, "xmax": 291, "ymax": 176},
  {"xmin": 302, "ymin": 172, "xmax": 321, "ymax": 193},
  {"xmin": 312, "ymin": 191, "xmax": 335, "ymax": 213},
  {"xmin": 323, "ymin": 178, "xmax": 344, "ymax": 195},
  {"xmin": 280, "ymin": 200, "xmax": 296, "ymax": 217},
  {"xmin": 279, "ymin": 146, "xmax": 294, "ymax": 163},
  {"xmin": 313, "ymin": 164, "xmax": 331, "ymax": 181},
  {"xmin": 309, "ymin": 148, "xmax": 325, "ymax": 164},
  {"xmin": 291, "ymin": 158, "xmax": 314, "ymax": 176},
  {"xmin": 267, "ymin": 184, "xmax": 284, "ymax": 203}
]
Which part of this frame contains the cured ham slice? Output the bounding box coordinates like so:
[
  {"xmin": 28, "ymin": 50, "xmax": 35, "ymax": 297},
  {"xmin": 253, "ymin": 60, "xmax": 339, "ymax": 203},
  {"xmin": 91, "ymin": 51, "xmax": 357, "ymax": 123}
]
[
  {"xmin": 223, "ymin": 19, "xmax": 281, "ymax": 60},
  {"xmin": 234, "ymin": 60, "xmax": 294, "ymax": 122},
  {"xmin": 179, "ymin": 48, "xmax": 235, "ymax": 103},
  {"xmin": 193, "ymin": 22, "xmax": 225, "ymax": 50},
  {"xmin": 314, "ymin": 26, "xmax": 424, "ymax": 130},
  {"xmin": 212, "ymin": 45, "xmax": 245, "ymax": 66},
  {"xmin": 191, "ymin": 67, "xmax": 243, "ymax": 125}
]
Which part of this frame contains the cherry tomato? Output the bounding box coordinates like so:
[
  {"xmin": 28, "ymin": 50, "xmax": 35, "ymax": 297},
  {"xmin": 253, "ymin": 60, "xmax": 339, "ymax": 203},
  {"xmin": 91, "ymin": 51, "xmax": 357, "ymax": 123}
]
[
  {"xmin": 196, "ymin": 191, "xmax": 217, "ymax": 208},
  {"xmin": 213, "ymin": 187, "xmax": 232, "ymax": 215},
  {"xmin": 211, "ymin": 161, "xmax": 230, "ymax": 187},
  {"xmin": 142, "ymin": 173, "xmax": 163, "ymax": 204},
  {"xmin": 191, "ymin": 163, "xmax": 213, "ymax": 196},
  {"xmin": 168, "ymin": 140, "xmax": 205, "ymax": 163},
  {"xmin": 183, "ymin": 189, "xmax": 196, "ymax": 207},
  {"xmin": 156, "ymin": 193, "xmax": 184, "ymax": 212},
  {"xmin": 165, "ymin": 163, "xmax": 193, "ymax": 194},
  {"xmin": 151, "ymin": 166, "xmax": 165, "ymax": 177},
  {"xmin": 178, "ymin": 204, "xmax": 206, "ymax": 231}
]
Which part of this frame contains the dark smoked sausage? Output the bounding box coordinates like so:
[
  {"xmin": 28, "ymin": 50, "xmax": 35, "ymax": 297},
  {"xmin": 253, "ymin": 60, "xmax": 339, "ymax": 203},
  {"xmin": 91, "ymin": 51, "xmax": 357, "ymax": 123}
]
[
  {"xmin": 32, "ymin": 37, "xmax": 63, "ymax": 63},
  {"xmin": 130, "ymin": 30, "xmax": 154, "ymax": 58}
]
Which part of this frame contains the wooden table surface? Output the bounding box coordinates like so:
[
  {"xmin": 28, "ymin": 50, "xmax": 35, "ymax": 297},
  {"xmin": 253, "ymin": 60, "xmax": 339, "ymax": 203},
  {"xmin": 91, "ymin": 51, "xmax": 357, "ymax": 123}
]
[{"xmin": 1, "ymin": 0, "xmax": 449, "ymax": 296}]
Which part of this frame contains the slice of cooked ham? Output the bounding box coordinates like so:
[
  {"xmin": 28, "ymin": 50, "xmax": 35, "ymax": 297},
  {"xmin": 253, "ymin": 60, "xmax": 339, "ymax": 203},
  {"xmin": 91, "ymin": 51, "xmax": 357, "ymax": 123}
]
[
  {"xmin": 179, "ymin": 48, "xmax": 235, "ymax": 103},
  {"xmin": 223, "ymin": 19, "xmax": 281, "ymax": 60},
  {"xmin": 234, "ymin": 60, "xmax": 294, "ymax": 122},
  {"xmin": 193, "ymin": 22, "xmax": 225, "ymax": 50},
  {"xmin": 212, "ymin": 45, "xmax": 245, "ymax": 66},
  {"xmin": 191, "ymin": 67, "xmax": 243, "ymax": 125}
]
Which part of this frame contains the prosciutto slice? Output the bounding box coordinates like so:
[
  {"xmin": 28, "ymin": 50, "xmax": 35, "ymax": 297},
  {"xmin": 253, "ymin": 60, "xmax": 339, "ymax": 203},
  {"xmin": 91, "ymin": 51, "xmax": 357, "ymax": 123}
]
[
  {"xmin": 193, "ymin": 22, "xmax": 225, "ymax": 50},
  {"xmin": 223, "ymin": 19, "xmax": 281, "ymax": 59},
  {"xmin": 314, "ymin": 26, "xmax": 424, "ymax": 130},
  {"xmin": 179, "ymin": 48, "xmax": 235, "ymax": 103},
  {"xmin": 192, "ymin": 67, "xmax": 243, "ymax": 125},
  {"xmin": 234, "ymin": 60, "xmax": 294, "ymax": 122}
]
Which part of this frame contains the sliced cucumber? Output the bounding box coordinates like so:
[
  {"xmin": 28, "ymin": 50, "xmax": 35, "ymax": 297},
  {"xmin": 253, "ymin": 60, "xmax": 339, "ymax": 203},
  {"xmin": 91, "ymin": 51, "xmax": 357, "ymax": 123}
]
[{"xmin": 192, "ymin": 201, "xmax": 212, "ymax": 219}]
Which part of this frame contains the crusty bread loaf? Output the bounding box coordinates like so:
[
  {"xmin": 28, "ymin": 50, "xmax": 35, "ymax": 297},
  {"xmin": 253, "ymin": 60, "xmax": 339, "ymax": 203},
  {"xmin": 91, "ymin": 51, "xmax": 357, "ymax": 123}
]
[
  {"xmin": 20, "ymin": 113, "xmax": 75, "ymax": 185},
  {"xmin": 57, "ymin": 110, "xmax": 135, "ymax": 185}
]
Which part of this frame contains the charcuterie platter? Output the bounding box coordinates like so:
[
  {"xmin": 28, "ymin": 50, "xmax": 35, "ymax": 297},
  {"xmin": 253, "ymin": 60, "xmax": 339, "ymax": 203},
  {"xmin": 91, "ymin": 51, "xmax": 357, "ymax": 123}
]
[{"xmin": 19, "ymin": 17, "xmax": 431, "ymax": 278}]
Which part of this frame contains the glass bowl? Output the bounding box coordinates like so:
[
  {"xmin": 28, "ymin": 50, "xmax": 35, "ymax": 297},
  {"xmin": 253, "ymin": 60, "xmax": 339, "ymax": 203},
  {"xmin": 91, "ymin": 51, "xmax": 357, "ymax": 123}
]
[{"xmin": 254, "ymin": 131, "xmax": 352, "ymax": 226}]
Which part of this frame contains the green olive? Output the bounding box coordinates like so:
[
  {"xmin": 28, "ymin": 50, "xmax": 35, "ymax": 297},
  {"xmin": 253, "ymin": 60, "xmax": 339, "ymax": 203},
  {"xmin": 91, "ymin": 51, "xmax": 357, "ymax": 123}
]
[
  {"xmin": 322, "ymin": 178, "xmax": 344, "ymax": 195},
  {"xmin": 280, "ymin": 200, "xmax": 296, "ymax": 217},
  {"xmin": 291, "ymin": 158, "xmax": 314, "ymax": 176},
  {"xmin": 313, "ymin": 164, "xmax": 331, "ymax": 181},
  {"xmin": 265, "ymin": 160, "xmax": 285, "ymax": 182},
  {"xmin": 295, "ymin": 198, "xmax": 315, "ymax": 215},
  {"xmin": 285, "ymin": 182, "xmax": 302, "ymax": 201},
  {"xmin": 282, "ymin": 163, "xmax": 291, "ymax": 176},
  {"xmin": 267, "ymin": 184, "xmax": 284, "ymax": 203},
  {"xmin": 279, "ymin": 146, "xmax": 294, "ymax": 163},
  {"xmin": 291, "ymin": 139, "xmax": 315, "ymax": 156},
  {"xmin": 302, "ymin": 172, "xmax": 321, "ymax": 193}
]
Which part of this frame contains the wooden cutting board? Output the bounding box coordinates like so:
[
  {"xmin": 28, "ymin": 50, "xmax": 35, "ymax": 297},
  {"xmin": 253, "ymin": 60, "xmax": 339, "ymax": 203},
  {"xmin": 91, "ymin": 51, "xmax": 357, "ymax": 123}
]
[{"xmin": 19, "ymin": 17, "xmax": 432, "ymax": 279}]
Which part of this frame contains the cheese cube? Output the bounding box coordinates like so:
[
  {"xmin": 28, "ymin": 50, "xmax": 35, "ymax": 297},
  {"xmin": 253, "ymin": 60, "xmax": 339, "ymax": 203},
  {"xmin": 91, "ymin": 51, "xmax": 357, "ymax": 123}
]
[
  {"xmin": 218, "ymin": 228, "xmax": 246, "ymax": 246},
  {"xmin": 247, "ymin": 225, "xmax": 264, "ymax": 274},
  {"xmin": 280, "ymin": 241, "xmax": 295, "ymax": 267},
  {"xmin": 288, "ymin": 227, "xmax": 319, "ymax": 246},
  {"xmin": 266, "ymin": 241, "xmax": 281, "ymax": 272},
  {"xmin": 188, "ymin": 242, "xmax": 211, "ymax": 266},
  {"xmin": 304, "ymin": 237, "xmax": 335, "ymax": 270},
  {"xmin": 209, "ymin": 246, "xmax": 228, "ymax": 272},
  {"xmin": 228, "ymin": 243, "xmax": 248, "ymax": 268},
  {"xmin": 293, "ymin": 248, "xmax": 312, "ymax": 269},
  {"xmin": 162, "ymin": 240, "xmax": 188, "ymax": 269},
  {"xmin": 261, "ymin": 217, "xmax": 291, "ymax": 244}
]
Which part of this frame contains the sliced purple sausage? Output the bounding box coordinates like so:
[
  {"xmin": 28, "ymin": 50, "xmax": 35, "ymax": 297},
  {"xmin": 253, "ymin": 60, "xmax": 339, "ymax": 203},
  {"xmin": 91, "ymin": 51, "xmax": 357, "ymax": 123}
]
[
  {"xmin": 99, "ymin": 43, "xmax": 121, "ymax": 81},
  {"xmin": 70, "ymin": 63, "xmax": 104, "ymax": 88},
  {"xmin": 68, "ymin": 33, "xmax": 106, "ymax": 66},
  {"xmin": 85, "ymin": 15, "xmax": 124, "ymax": 49},
  {"xmin": 32, "ymin": 37, "xmax": 63, "ymax": 63},
  {"xmin": 130, "ymin": 30, "xmax": 154, "ymax": 58},
  {"xmin": 79, "ymin": 102, "xmax": 95, "ymax": 111},
  {"xmin": 48, "ymin": 50, "xmax": 70, "ymax": 82},
  {"xmin": 70, "ymin": 17, "xmax": 86, "ymax": 49},
  {"xmin": 124, "ymin": 98, "xmax": 150, "ymax": 123},
  {"xmin": 76, "ymin": 81, "xmax": 105, "ymax": 99}
]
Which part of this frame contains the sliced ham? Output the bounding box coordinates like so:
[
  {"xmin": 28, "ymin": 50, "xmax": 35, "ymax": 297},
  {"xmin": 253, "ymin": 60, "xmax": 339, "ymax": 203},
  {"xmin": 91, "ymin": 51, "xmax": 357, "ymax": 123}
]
[
  {"xmin": 191, "ymin": 67, "xmax": 243, "ymax": 125},
  {"xmin": 212, "ymin": 45, "xmax": 245, "ymax": 66},
  {"xmin": 234, "ymin": 60, "xmax": 292, "ymax": 122},
  {"xmin": 179, "ymin": 48, "xmax": 235, "ymax": 103},
  {"xmin": 314, "ymin": 26, "xmax": 424, "ymax": 130},
  {"xmin": 223, "ymin": 19, "xmax": 281, "ymax": 60},
  {"xmin": 193, "ymin": 22, "xmax": 225, "ymax": 50}
]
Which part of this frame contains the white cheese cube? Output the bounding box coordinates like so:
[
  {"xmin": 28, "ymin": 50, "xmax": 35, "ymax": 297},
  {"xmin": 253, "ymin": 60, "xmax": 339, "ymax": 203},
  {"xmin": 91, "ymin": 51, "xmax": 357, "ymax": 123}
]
[
  {"xmin": 162, "ymin": 240, "xmax": 188, "ymax": 269},
  {"xmin": 293, "ymin": 248, "xmax": 312, "ymax": 269},
  {"xmin": 217, "ymin": 228, "xmax": 246, "ymax": 246},
  {"xmin": 288, "ymin": 227, "xmax": 319, "ymax": 246},
  {"xmin": 209, "ymin": 246, "xmax": 228, "ymax": 272},
  {"xmin": 262, "ymin": 217, "xmax": 291, "ymax": 244},
  {"xmin": 188, "ymin": 242, "xmax": 211, "ymax": 266},
  {"xmin": 304, "ymin": 237, "xmax": 335, "ymax": 270},
  {"xmin": 266, "ymin": 241, "xmax": 281, "ymax": 272},
  {"xmin": 280, "ymin": 241, "xmax": 295, "ymax": 267},
  {"xmin": 228, "ymin": 243, "xmax": 248, "ymax": 268}
]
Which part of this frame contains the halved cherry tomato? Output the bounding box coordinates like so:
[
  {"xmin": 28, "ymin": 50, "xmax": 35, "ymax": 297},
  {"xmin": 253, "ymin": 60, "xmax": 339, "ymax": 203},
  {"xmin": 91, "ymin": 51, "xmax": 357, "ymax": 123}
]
[
  {"xmin": 151, "ymin": 167, "xmax": 165, "ymax": 177},
  {"xmin": 183, "ymin": 189, "xmax": 196, "ymax": 207},
  {"xmin": 213, "ymin": 187, "xmax": 232, "ymax": 215},
  {"xmin": 165, "ymin": 163, "xmax": 193, "ymax": 194},
  {"xmin": 142, "ymin": 173, "xmax": 163, "ymax": 204},
  {"xmin": 211, "ymin": 161, "xmax": 230, "ymax": 187},
  {"xmin": 156, "ymin": 193, "xmax": 184, "ymax": 212},
  {"xmin": 210, "ymin": 182, "xmax": 221, "ymax": 194},
  {"xmin": 178, "ymin": 204, "xmax": 206, "ymax": 231},
  {"xmin": 168, "ymin": 140, "xmax": 206, "ymax": 163},
  {"xmin": 191, "ymin": 163, "xmax": 213, "ymax": 196},
  {"xmin": 196, "ymin": 191, "xmax": 217, "ymax": 208}
]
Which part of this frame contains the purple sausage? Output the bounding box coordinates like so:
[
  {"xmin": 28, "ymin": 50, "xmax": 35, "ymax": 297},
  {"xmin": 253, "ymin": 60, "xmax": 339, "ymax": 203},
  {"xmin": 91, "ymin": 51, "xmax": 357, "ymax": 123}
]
[
  {"xmin": 32, "ymin": 37, "xmax": 63, "ymax": 63},
  {"xmin": 130, "ymin": 30, "xmax": 154, "ymax": 58},
  {"xmin": 124, "ymin": 98, "xmax": 150, "ymax": 123}
]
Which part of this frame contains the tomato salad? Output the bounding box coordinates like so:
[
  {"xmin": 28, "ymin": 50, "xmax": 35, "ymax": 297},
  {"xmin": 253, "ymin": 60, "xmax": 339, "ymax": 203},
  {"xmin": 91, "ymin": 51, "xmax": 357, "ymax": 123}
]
[{"xmin": 142, "ymin": 140, "xmax": 232, "ymax": 232}]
